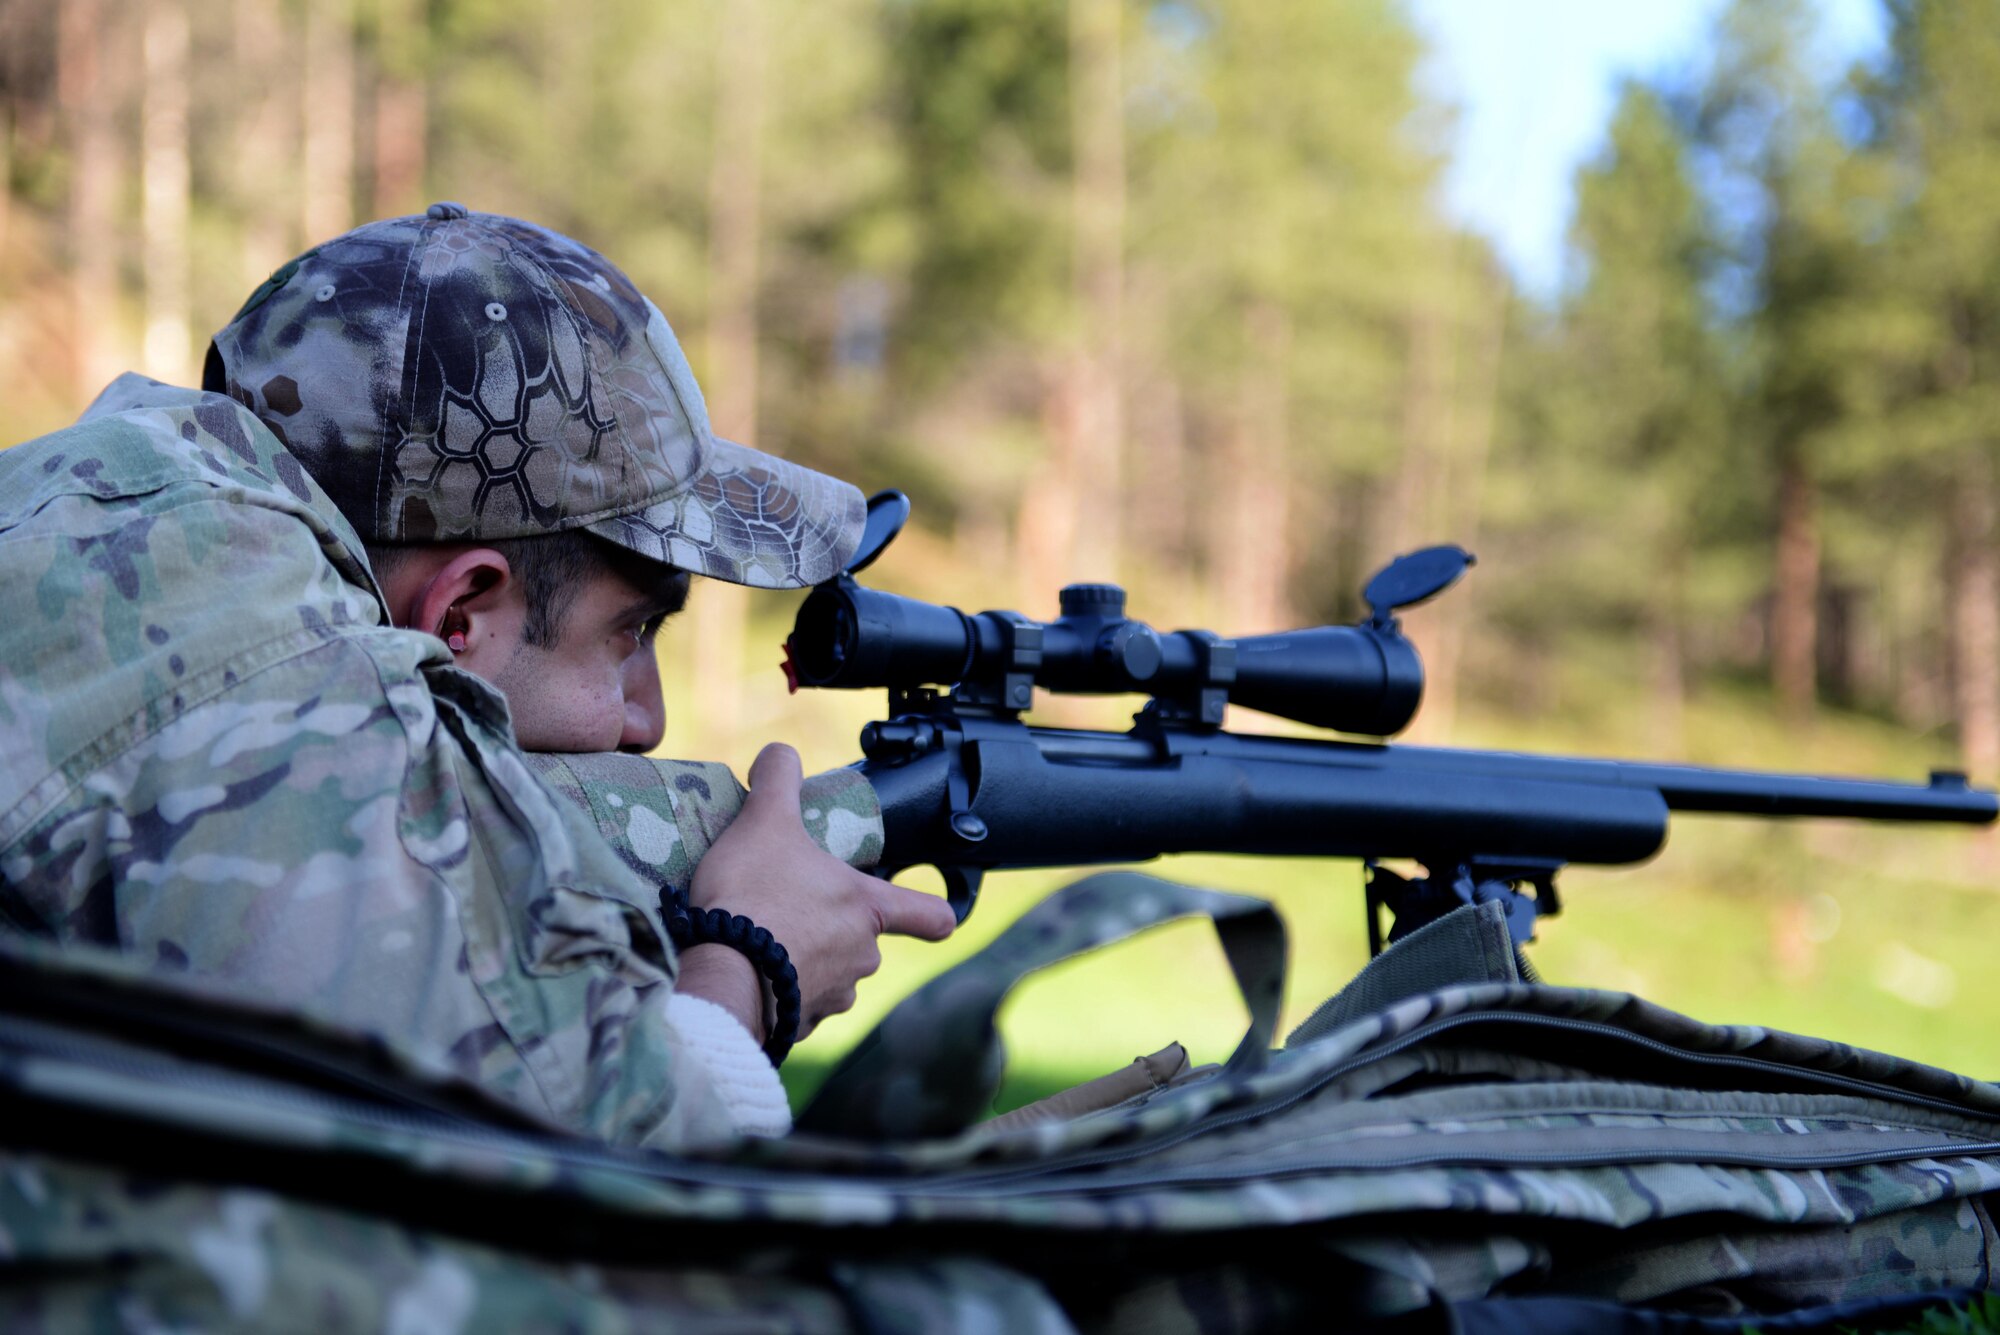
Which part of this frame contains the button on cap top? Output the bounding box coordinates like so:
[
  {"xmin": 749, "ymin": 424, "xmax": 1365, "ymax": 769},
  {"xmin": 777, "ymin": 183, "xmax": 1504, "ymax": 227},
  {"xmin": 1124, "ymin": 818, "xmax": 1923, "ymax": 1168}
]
[{"xmin": 425, "ymin": 201, "xmax": 471, "ymax": 221}]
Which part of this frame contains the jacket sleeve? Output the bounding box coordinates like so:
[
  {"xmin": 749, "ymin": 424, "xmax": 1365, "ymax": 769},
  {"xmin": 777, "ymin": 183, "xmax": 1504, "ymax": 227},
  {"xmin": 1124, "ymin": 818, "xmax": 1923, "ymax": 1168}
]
[{"xmin": 516, "ymin": 750, "xmax": 891, "ymax": 1144}]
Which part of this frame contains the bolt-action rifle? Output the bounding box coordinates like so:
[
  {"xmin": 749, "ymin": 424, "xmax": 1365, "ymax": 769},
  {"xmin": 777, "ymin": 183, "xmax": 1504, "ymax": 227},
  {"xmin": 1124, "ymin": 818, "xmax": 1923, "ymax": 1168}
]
[{"xmin": 783, "ymin": 492, "xmax": 1998, "ymax": 952}]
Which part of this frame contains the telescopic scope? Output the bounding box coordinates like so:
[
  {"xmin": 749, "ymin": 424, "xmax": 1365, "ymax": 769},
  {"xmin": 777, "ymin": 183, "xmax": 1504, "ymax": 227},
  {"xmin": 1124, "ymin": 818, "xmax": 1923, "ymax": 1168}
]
[{"xmin": 787, "ymin": 578, "xmax": 1430, "ymax": 736}]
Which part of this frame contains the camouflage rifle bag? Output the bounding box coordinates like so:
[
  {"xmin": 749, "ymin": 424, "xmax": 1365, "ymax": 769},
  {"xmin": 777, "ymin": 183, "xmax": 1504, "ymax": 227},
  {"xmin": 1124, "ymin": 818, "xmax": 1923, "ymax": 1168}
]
[{"xmin": 4, "ymin": 757, "xmax": 1999, "ymax": 1331}]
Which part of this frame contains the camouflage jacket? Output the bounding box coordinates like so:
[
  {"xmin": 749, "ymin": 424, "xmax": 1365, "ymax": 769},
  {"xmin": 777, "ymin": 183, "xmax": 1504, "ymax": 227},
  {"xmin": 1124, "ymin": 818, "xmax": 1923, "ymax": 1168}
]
[{"xmin": 0, "ymin": 375, "xmax": 878, "ymax": 1150}]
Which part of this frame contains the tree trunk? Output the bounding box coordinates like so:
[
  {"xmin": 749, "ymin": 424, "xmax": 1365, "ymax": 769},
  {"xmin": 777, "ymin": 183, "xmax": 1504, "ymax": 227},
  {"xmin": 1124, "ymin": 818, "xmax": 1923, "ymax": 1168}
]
[
  {"xmin": 1126, "ymin": 362, "xmax": 1189, "ymax": 584},
  {"xmin": 1886, "ymin": 498, "xmax": 1947, "ymax": 733},
  {"xmin": 1064, "ymin": 0, "xmax": 1125, "ymax": 582},
  {"xmin": 233, "ymin": 0, "xmax": 295, "ymax": 289},
  {"xmin": 1213, "ymin": 301, "xmax": 1292, "ymax": 636},
  {"xmin": 689, "ymin": 0, "xmax": 766, "ymax": 761},
  {"xmin": 1021, "ymin": 0, "xmax": 1126, "ymax": 602},
  {"xmin": 370, "ymin": 80, "xmax": 427, "ymax": 219},
  {"xmin": 1420, "ymin": 249, "xmax": 1506, "ymax": 744},
  {"xmin": 1122, "ymin": 270, "xmax": 1185, "ymax": 577},
  {"xmin": 0, "ymin": 104, "xmax": 11, "ymax": 255},
  {"xmin": 1818, "ymin": 584, "xmax": 1857, "ymax": 706},
  {"xmin": 1387, "ymin": 300, "xmax": 1447, "ymax": 561},
  {"xmin": 140, "ymin": 0, "xmax": 190, "ymax": 384},
  {"xmin": 1016, "ymin": 369, "xmax": 1080, "ymax": 605},
  {"xmin": 60, "ymin": 0, "xmax": 123, "ymax": 401},
  {"xmin": 301, "ymin": 0, "xmax": 354, "ymax": 243},
  {"xmin": 370, "ymin": 0, "xmax": 428, "ymax": 218},
  {"xmin": 1374, "ymin": 293, "xmax": 1451, "ymax": 738},
  {"xmin": 1948, "ymin": 456, "xmax": 2000, "ymax": 783},
  {"xmin": 1650, "ymin": 588, "xmax": 1686, "ymax": 756},
  {"xmin": 1771, "ymin": 449, "xmax": 1820, "ymax": 724}
]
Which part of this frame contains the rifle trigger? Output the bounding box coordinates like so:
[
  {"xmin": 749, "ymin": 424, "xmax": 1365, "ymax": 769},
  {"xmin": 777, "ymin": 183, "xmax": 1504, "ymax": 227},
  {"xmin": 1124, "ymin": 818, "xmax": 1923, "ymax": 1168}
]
[{"xmin": 939, "ymin": 865, "xmax": 985, "ymax": 924}]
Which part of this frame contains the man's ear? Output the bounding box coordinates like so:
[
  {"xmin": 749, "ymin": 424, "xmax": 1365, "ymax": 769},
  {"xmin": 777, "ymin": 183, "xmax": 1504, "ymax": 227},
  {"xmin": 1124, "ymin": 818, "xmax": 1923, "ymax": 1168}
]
[{"xmin": 409, "ymin": 548, "xmax": 515, "ymax": 658}]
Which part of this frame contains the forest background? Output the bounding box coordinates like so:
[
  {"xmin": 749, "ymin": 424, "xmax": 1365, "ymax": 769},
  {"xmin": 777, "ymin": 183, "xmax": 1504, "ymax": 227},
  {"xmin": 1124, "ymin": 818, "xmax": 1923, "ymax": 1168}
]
[{"xmin": 3, "ymin": 0, "xmax": 1999, "ymax": 1105}]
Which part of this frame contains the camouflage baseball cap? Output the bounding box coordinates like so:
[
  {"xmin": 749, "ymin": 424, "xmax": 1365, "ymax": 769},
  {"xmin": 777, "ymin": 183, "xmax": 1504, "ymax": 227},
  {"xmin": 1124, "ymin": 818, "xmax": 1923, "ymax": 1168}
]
[{"xmin": 204, "ymin": 203, "xmax": 864, "ymax": 589}]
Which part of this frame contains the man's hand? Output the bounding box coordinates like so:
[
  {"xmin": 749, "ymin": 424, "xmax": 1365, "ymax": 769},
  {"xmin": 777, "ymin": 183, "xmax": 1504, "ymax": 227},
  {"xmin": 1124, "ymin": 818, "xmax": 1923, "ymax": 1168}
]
[{"xmin": 682, "ymin": 743, "xmax": 957, "ymax": 1044}]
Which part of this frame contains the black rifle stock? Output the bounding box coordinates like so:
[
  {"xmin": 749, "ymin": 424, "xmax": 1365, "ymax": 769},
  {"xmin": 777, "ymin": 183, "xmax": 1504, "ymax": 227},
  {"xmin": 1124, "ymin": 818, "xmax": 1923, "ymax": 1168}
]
[{"xmin": 786, "ymin": 492, "xmax": 1998, "ymax": 950}]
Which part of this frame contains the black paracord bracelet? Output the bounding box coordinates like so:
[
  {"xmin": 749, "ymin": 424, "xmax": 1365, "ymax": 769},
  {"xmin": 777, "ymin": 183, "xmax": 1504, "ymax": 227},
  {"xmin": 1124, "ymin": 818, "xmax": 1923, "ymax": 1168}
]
[{"xmin": 660, "ymin": 885, "xmax": 802, "ymax": 1067}]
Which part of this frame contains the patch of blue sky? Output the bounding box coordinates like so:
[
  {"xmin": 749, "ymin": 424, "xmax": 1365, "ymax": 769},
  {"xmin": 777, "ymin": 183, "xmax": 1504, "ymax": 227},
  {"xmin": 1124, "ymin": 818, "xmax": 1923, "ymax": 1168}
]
[{"xmin": 1410, "ymin": 0, "xmax": 1888, "ymax": 303}]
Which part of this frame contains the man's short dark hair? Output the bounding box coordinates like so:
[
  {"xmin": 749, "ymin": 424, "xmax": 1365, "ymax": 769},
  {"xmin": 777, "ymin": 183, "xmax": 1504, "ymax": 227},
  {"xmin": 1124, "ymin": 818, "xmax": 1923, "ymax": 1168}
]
[{"xmin": 365, "ymin": 531, "xmax": 690, "ymax": 648}]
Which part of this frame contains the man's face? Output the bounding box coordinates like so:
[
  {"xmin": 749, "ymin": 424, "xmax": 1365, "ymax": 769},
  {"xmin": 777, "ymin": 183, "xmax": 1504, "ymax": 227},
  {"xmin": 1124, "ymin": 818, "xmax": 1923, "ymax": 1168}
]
[{"xmin": 479, "ymin": 561, "xmax": 679, "ymax": 754}]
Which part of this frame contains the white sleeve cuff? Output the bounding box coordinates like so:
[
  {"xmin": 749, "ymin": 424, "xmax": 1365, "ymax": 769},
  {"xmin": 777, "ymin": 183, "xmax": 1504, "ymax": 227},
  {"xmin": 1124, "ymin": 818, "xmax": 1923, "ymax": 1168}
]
[{"xmin": 662, "ymin": 991, "xmax": 793, "ymax": 1138}]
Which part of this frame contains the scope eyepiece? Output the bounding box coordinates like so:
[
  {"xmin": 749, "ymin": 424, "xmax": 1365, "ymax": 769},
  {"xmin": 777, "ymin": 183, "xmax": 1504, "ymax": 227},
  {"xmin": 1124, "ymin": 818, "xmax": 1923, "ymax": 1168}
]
[{"xmin": 790, "ymin": 582, "xmax": 979, "ymax": 689}]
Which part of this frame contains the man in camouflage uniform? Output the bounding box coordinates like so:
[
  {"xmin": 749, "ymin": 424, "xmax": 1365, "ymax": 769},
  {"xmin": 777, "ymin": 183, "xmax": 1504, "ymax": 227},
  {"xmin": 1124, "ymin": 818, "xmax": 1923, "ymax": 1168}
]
[
  {"xmin": 12, "ymin": 209, "xmax": 2000, "ymax": 1334},
  {"xmin": 0, "ymin": 203, "xmax": 955, "ymax": 1147}
]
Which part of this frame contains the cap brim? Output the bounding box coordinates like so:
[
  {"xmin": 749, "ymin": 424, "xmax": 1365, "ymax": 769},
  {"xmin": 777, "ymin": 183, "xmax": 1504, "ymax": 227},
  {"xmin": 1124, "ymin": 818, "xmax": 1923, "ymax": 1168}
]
[{"xmin": 585, "ymin": 436, "xmax": 866, "ymax": 589}]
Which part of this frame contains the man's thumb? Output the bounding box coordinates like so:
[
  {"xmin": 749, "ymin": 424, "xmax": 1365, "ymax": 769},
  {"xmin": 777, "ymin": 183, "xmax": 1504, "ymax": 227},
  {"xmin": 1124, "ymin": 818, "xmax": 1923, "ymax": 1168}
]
[{"xmin": 741, "ymin": 742, "xmax": 805, "ymax": 821}]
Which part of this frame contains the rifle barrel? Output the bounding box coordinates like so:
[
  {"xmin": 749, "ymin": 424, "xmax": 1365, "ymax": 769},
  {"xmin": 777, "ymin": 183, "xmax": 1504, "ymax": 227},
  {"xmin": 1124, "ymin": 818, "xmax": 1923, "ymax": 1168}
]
[
  {"xmin": 1118, "ymin": 730, "xmax": 1997, "ymax": 824},
  {"xmin": 1353, "ymin": 745, "xmax": 1997, "ymax": 825}
]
